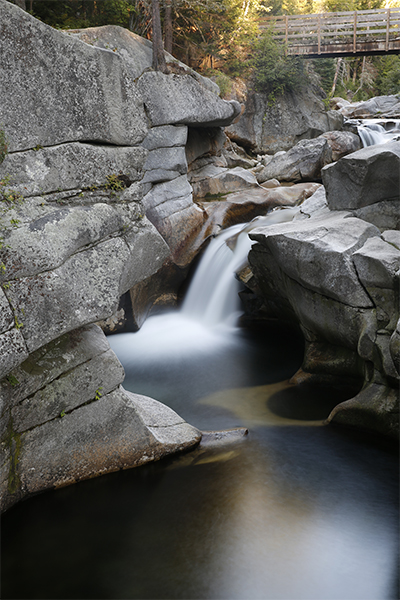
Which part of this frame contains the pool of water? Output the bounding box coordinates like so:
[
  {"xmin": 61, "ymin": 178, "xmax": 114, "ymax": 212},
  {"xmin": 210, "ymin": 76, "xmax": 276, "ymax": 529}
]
[{"xmin": 2, "ymin": 318, "xmax": 398, "ymax": 600}]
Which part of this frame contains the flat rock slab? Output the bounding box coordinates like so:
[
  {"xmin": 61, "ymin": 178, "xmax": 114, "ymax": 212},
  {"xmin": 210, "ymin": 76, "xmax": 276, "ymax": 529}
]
[
  {"xmin": 0, "ymin": 324, "xmax": 109, "ymax": 411},
  {"xmin": 1, "ymin": 203, "xmax": 128, "ymax": 281},
  {"xmin": 0, "ymin": 143, "xmax": 147, "ymax": 198},
  {"xmin": 137, "ymin": 71, "xmax": 241, "ymax": 128},
  {"xmin": 192, "ymin": 166, "xmax": 259, "ymax": 199},
  {"xmin": 5, "ymin": 221, "xmax": 169, "ymax": 353},
  {"xmin": 68, "ymin": 25, "xmax": 218, "ymax": 94},
  {"xmin": 142, "ymin": 147, "xmax": 188, "ymax": 184},
  {"xmin": 197, "ymin": 183, "xmax": 321, "ymax": 233},
  {"xmin": 142, "ymin": 125, "xmax": 188, "ymax": 150},
  {"xmin": 14, "ymin": 386, "xmax": 201, "ymax": 501},
  {"xmin": 322, "ymin": 141, "xmax": 400, "ymax": 210},
  {"xmin": 0, "ymin": 2, "xmax": 148, "ymax": 151},
  {"xmin": 339, "ymin": 95, "xmax": 400, "ymax": 119}
]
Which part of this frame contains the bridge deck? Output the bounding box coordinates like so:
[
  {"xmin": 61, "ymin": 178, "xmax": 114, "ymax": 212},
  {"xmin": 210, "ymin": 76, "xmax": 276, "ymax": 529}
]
[{"xmin": 260, "ymin": 8, "xmax": 400, "ymax": 57}]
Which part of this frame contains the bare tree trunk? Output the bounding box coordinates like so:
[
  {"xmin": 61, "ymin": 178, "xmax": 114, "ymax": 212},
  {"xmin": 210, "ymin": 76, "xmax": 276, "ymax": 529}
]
[
  {"xmin": 331, "ymin": 57, "xmax": 343, "ymax": 97},
  {"xmin": 152, "ymin": 0, "xmax": 167, "ymax": 72},
  {"xmin": 164, "ymin": 0, "xmax": 173, "ymax": 55}
]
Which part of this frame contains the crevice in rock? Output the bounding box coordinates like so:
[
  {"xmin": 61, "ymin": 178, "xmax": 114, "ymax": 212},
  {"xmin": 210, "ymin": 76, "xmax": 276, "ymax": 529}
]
[
  {"xmin": 14, "ymin": 381, "xmax": 122, "ymax": 434},
  {"xmin": 11, "ymin": 347, "xmax": 112, "ymax": 408},
  {"xmin": 7, "ymin": 140, "xmax": 137, "ymax": 155}
]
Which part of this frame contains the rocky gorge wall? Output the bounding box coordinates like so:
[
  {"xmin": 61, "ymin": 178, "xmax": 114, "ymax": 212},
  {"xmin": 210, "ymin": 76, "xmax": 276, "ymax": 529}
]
[
  {"xmin": 248, "ymin": 142, "xmax": 400, "ymax": 440},
  {"xmin": 0, "ymin": 0, "xmax": 246, "ymax": 511},
  {"xmin": 225, "ymin": 80, "xmax": 344, "ymax": 154}
]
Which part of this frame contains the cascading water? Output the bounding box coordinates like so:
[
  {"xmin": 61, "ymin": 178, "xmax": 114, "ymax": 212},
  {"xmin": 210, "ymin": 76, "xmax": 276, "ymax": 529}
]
[
  {"xmin": 108, "ymin": 206, "xmax": 300, "ymax": 426},
  {"xmin": 182, "ymin": 207, "xmax": 300, "ymax": 327},
  {"xmin": 357, "ymin": 119, "xmax": 400, "ymax": 147},
  {"xmin": 109, "ymin": 207, "xmax": 299, "ymax": 367}
]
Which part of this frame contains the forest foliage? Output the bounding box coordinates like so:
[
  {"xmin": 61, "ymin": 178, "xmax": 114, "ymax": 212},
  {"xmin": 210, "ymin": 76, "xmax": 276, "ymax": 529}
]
[{"xmin": 10, "ymin": 0, "xmax": 400, "ymax": 100}]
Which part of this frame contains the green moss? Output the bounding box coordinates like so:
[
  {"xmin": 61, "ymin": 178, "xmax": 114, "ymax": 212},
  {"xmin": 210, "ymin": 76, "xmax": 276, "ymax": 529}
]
[
  {"xmin": 203, "ymin": 191, "xmax": 234, "ymax": 201},
  {"xmin": 5, "ymin": 374, "xmax": 19, "ymax": 387}
]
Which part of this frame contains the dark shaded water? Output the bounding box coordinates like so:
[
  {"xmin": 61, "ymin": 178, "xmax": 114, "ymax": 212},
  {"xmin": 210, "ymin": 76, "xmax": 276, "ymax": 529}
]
[{"xmin": 1, "ymin": 319, "xmax": 399, "ymax": 600}]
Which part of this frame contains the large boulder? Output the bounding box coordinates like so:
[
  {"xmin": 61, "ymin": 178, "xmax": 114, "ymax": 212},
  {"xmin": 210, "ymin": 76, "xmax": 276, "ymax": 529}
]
[
  {"xmin": 322, "ymin": 142, "xmax": 400, "ymax": 210},
  {"xmin": 197, "ymin": 183, "xmax": 321, "ymax": 234},
  {"xmin": 320, "ymin": 131, "xmax": 361, "ymax": 161},
  {"xmin": 338, "ymin": 95, "xmax": 400, "ymax": 119},
  {"xmin": 68, "ymin": 24, "xmax": 219, "ymax": 94},
  {"xmin": 0, "ymin": 1, "xmax": 148, "ymax": 152},
  {"xmin": 0, "ymin": 143, "xmax": 147, "ymax": 198},
  {"xmin": 256, "ymin": 138, "xmax": 332, "ymax": 184},
  {"xmin": 190, "ymin": 166, "xmax": 259, "ymax": 198},
  {"xmin": 225, "ymin": 84, "xmax": 343, "ymax": 154},
  {"xmin": 1, "ymin": 1, "xmax": 223, "ymax": 511},
  {"xmin": 1, "ymin": 324, "xmax": 200, "ymax": 511}
]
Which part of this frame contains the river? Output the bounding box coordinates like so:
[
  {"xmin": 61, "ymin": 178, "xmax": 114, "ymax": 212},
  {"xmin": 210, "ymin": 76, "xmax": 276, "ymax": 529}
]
[{"xmin": 2, "ymin": 207, "xmax": 399, "ymax": 600}]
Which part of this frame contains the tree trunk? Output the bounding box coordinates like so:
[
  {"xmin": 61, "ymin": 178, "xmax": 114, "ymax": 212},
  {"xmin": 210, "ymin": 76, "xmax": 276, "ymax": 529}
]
[
  {"xmin": 152, "ymin": 0, "xmax": 167, "ymax": 72},
  {"xmin": 164, "ymin": 0, "xmax": 173, "ymax": 55},
  {"xmin": 331, "ymin": 58, "xmax": 342, "ymax": 97}
]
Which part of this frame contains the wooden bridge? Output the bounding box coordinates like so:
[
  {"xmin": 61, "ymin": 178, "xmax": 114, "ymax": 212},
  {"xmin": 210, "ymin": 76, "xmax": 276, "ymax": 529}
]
[{"xmin": 260, "ymin": 8, "xmax": 400, "ymax": 58}]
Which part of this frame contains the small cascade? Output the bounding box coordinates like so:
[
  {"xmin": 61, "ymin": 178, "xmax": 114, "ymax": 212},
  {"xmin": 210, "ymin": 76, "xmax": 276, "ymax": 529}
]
[
  {"xmin": 182, "ymin": 223, "xmax": 250, "ymax": 326},
  {"xmin": 109, "ymin": 207, "xmax": 298, "ymax": 365},
  {"xmin": 182, "ymin": 206, "xmax": 300, "ymax": 327},
  {"xmin": 357, "ymin": 119, "xmax": 400, "ymax": 147}
]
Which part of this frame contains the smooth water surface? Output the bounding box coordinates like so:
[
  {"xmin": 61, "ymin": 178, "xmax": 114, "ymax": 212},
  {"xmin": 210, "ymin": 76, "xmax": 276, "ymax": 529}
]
[{"xmin": 2, "ymin": 317, "xmax": 398, "ymax": 600}]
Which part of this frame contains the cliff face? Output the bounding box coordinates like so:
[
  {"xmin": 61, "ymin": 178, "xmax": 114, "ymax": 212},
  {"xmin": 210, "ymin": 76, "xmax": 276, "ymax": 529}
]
[
  {"xmin": 0, "ymin": 1, "xmax": 241, "ymax": 511},
  {"xmin": 225, "ymin": 82, "xmax": 343, "ymax": 154}
]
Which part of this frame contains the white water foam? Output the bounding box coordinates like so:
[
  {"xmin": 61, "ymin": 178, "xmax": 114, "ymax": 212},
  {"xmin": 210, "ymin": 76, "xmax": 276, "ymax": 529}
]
[
  {"xmin": 357, "ymin": 119, "xmax": 400, "ymax": 147},
  {"xmin": 109, "ymin": 208, "xmax": 298, "ymax": 365}
]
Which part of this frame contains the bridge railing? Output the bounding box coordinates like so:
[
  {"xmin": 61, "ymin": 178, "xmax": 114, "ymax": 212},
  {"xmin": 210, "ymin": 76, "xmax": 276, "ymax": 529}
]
[{"xmin": 260, "ymin": 8, "xmax": 400, "ymax": 55}]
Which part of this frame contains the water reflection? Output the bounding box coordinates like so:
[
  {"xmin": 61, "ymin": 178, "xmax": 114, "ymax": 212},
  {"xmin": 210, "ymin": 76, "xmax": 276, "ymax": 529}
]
[
  {"xmin": 2, "ymin": 425, "xmax": 398, "ymax": 600},
  {"xmin": 3, "ymin": 317, "xmax": 398, "ymax": 600}
]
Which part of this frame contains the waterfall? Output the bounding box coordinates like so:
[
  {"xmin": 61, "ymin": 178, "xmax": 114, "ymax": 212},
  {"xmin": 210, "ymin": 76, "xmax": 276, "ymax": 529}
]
[
  {"xmin": 109, "ymin": 207, "xmax": 298, "ymax": 363},
  {"xmin": 357, "ymin": 119, "xmax": 400, "ymax": 147},
  {"xmin": 182, "ymin": 206, "xmax": 300, "ymax": 327},
  {"xmin": 182, "ymin": 223, "xmax": 249, "ymax": 326}
]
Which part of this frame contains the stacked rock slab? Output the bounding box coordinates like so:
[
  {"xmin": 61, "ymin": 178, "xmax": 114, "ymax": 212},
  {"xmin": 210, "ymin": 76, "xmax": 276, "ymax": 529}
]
[
  {"xmin": 249, "ymin": 142, "xmax": 400, "ymax": 440},
  {"xmin": 0, "ymin": 1, "xmax": 250, "ymax": 510},
  {"xmin": 68, "ymin": 25, "xmax": 241, "ymax": 324}
]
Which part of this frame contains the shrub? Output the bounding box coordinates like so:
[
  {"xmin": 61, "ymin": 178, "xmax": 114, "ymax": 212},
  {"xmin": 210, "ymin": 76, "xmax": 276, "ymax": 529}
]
[
  {"xmin": 252, "ymin": 29, "xmax": 307, "ymax": 97},
  {"xmin": 376, "ymin": 56, "xmax": 400, "ymax": 96},
  {"xmin": 204, "ymin": 69, "xmax": 233, "ymax": 98}
]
